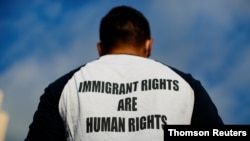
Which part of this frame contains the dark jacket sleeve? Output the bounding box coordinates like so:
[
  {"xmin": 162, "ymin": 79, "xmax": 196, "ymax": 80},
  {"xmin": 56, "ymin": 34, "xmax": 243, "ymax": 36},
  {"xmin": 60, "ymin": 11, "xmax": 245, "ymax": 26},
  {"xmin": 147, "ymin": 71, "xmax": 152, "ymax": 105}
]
[
  {"xmin": 189, "ymin": 76, "xmax": 224, "ymax": 125},
  {"xmin": 169, "ymin": 67, "xmax": 224, "ymax": 125},
  {"xmin": 24, "ymin": 84, "xmax": 67, "ymax": 141},
  {"xmin": 25, "ymin": 67, "xmax": 82, "ymax": 141}
]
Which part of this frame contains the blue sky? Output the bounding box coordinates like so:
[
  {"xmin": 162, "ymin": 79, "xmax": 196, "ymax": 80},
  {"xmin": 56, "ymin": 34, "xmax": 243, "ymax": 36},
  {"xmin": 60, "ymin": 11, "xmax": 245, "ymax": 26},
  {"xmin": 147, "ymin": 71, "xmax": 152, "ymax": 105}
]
[{"xmin": 0, "ymin": 0, "xmax": 250, "ymax": 140}]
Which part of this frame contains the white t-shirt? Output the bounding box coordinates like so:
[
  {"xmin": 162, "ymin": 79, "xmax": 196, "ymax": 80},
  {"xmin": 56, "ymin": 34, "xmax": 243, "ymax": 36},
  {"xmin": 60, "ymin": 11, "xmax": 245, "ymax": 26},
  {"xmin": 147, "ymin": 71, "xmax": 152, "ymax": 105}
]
[{"xmin": 59, "ymin": 55, "xmax": 194, "ymax": 141}]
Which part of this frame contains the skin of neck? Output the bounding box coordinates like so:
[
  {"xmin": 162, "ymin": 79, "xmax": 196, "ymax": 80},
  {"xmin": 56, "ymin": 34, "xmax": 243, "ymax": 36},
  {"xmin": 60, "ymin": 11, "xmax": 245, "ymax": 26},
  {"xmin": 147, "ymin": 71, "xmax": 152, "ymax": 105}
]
[{"xmin": 97, "ymin": 38, "xmax": 153, "ymax": 58}]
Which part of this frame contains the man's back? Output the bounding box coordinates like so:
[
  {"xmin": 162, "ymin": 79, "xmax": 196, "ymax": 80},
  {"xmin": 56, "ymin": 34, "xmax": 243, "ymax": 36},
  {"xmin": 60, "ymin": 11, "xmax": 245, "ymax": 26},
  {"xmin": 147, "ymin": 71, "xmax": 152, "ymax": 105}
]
[{"xmin": 59, "ymin": 54, "xmax": 194, "ymax": 141}]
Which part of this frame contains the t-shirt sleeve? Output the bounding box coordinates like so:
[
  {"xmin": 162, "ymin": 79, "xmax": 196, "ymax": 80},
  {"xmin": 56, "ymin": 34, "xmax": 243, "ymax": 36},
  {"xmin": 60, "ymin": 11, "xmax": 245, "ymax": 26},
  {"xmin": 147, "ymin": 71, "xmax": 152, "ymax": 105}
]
[
  {"xmin": 169, "ymin": 66, "xmax": 224, "ymax": 125},
  {"xmin": 189, "ymin": 78, "xmax": 224, "ymax": 125},
  {"xmin": 24, "ymin": 85, "xmax": 67, "ymax": 141}
]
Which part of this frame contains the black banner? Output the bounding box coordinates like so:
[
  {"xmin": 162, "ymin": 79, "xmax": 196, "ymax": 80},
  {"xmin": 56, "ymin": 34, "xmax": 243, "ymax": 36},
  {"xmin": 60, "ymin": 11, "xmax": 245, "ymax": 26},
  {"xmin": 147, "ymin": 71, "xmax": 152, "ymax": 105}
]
[{"xmin": 164, "ymin": 125, "xmax": 250, "ymax": 140}]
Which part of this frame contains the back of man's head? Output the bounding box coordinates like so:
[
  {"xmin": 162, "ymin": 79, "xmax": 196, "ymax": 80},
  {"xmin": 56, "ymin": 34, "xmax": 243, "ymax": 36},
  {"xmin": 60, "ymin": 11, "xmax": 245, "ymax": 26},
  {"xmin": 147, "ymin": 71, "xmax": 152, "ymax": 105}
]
[{"xmin": 99, "ymin": 5, "xmax": 151, "ymax": 54}]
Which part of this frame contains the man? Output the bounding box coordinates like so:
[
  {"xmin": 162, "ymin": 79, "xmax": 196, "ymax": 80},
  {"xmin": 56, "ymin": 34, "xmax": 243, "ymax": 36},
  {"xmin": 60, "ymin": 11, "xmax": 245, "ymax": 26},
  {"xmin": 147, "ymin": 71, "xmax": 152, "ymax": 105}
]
[{"xmin": 25, "ymin": 5, "xmax": 224, "ymax": 141}]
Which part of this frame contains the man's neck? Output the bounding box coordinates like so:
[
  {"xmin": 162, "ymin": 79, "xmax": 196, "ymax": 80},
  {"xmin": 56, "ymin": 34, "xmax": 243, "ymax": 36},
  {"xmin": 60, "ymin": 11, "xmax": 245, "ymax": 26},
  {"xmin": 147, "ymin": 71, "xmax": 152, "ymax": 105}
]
[{"xmin": 104, "ymin": 45, "xmax": 148, "ymax": 58}]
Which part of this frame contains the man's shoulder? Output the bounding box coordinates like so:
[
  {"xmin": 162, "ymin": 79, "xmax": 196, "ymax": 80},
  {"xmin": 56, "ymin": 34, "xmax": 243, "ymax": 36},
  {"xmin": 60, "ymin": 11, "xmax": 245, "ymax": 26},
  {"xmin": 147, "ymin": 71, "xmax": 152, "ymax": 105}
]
[
  {"xmin": 167, "ymin": 66, "xmax": 193, "ymax": 81},
  {"xmin": 153, "ymin": 60, "xmax": 193, "ymax": 80},
  {"xmin": 47, "ymin": 65, "xmax": 85, "ymax": 90},
  {"xmin": 154, "ymin": 60, "xmax": 199, "ymax": 88}
]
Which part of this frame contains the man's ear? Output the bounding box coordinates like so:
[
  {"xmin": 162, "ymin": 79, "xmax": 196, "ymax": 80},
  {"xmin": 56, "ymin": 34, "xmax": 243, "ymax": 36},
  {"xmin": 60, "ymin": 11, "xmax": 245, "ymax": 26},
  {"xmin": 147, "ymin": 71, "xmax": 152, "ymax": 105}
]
[
  {"xmin": 97, "ymin": 42, "xmax": 103, "ymax": 56},
  {"xmin": 145, "ymin": 38, "xmax": 153, "ymax": 57}
]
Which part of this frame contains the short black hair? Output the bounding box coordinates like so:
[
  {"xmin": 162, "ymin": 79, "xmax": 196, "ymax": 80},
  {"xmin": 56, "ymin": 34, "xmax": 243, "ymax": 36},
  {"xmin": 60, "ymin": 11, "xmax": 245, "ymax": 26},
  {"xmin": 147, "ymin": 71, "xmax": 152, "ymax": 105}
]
[{"xmin": 99, "ymin": 5, "xmax": 151, "ymax": 53}]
